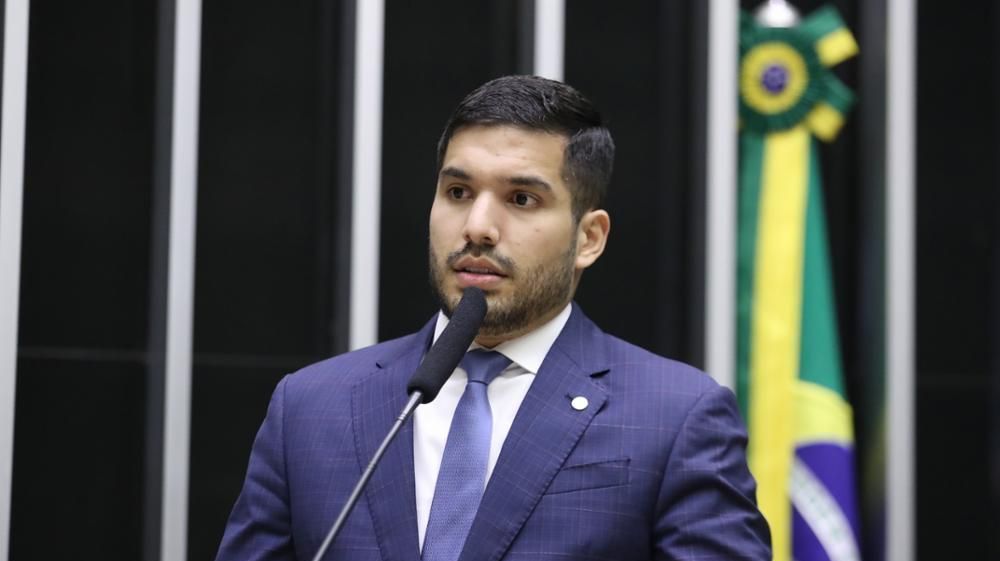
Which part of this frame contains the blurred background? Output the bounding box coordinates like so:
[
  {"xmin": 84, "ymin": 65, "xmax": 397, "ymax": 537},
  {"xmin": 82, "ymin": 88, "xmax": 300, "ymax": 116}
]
[{"xmin": 0, "ymin": 0, "xmax": 996, "ymax": 559}]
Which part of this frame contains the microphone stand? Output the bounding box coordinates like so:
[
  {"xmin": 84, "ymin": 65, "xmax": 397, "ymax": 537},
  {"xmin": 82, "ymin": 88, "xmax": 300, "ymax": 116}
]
[
  {"xmin": 309, "ymin": 286, "xmax": 486, "ymax": 560},
  {"xmin": 310, "ymin": 391, "xmax": 424, "ymax": 561}
]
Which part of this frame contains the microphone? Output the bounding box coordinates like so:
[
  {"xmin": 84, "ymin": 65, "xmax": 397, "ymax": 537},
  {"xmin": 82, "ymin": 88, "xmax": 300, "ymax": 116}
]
[
  {"xmin": 311, "ymin": 287, "xmax": 487, "ymax": 561},
  {"xmin": 408, "ymin": 286, "xmax": 487, "ymax": 402}
]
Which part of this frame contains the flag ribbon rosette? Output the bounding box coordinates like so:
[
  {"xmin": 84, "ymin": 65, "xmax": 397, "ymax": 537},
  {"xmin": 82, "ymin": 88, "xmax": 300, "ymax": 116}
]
[{"xmin": 736, "ymin": 6, "xmax": 863, "ymax": 561}]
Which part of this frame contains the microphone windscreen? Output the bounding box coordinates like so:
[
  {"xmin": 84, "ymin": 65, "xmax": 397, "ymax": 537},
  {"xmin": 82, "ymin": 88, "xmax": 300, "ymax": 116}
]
[{"xmin": 406, "ymin": 287, "xmax": 487, "ymax": 403}]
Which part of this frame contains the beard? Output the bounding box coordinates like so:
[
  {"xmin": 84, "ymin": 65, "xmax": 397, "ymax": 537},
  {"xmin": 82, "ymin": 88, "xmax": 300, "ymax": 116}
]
[{"xmin": 429, "ymin": 241, "xmax": 576, "ymax": 338}]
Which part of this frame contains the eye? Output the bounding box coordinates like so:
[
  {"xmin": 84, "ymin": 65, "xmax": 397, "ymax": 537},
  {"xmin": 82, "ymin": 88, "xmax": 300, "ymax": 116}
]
[
  {"xmin": 446, "ymin": 186, "xmax": 469, "ymax": 199},
  {"xmin": 511, "ymin": 192, "xmax": 538, "ymax": 208}
]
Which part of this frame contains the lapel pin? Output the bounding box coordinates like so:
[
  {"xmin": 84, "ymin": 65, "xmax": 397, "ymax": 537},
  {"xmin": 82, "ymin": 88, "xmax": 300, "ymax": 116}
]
[{"xmin": 570, "ymin": 396, "xmax": 589, "ymax": 411}]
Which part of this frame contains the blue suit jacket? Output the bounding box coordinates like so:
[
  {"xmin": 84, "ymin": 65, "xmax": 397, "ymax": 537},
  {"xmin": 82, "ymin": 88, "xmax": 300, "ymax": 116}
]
[{"xmin": 217, "ymin": 305, "xmax": 771, "ymax": 560}]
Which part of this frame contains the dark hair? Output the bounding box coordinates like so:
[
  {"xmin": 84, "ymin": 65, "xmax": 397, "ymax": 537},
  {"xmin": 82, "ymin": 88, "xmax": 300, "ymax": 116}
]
[{"xmin": 436, "ymin": 75, "xmax": 615, "ymax": 220}]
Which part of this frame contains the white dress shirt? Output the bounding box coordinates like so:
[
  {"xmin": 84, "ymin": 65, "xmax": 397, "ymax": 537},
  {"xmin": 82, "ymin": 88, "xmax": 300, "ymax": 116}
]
[{"xmin": 413, "ymin": 303, "xmax": 572, "ymax": 549}]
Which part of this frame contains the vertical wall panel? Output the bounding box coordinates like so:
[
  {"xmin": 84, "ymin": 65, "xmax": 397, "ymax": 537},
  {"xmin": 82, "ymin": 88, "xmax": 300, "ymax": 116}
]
[
  {"xmin": 11, "ymin": 0, "xmax": 158, "ymax": 558},
  {"xmin": 914, "ymin": 1, "xmax": 994, "ymax": 559},
  {"xmin": 994, "ymin": 0, "xmax": 1000, "ymax": 549},
  {"xmin": 187, "ymin": 1, "xmax": 351, "ymax": 558}
]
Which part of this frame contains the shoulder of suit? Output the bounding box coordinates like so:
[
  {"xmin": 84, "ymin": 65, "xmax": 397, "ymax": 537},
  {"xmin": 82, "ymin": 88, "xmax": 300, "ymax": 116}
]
[
  {"xmin": 283, "ymin": 329, "xmax": 426, "ymax": 388},
  {"xmin": 597, "ymin": 331, "xmax": 721, "ymax": 393},
  {"xmin": 561, "ymin": 305, "xmax": 721, "ymax": 394}
]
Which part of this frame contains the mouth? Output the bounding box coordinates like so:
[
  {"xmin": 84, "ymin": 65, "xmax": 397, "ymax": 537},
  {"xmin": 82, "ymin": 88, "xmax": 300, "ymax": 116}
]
[{"xmin": 451, "ymin": 257, "xmax": 508, "ymax": 289}]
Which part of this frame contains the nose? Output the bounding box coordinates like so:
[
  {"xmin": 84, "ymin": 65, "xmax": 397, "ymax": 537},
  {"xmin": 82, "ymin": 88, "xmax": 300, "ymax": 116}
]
[{"xmin": 463, "ymin": 194, "xmax": 501, "ymax": 246}]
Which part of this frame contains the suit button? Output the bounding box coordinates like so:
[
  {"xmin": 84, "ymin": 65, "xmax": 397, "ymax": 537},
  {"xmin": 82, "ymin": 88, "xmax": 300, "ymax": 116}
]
[{"xmin": 570, "ymin": 396, "xmax": 589, "ymax": 411}]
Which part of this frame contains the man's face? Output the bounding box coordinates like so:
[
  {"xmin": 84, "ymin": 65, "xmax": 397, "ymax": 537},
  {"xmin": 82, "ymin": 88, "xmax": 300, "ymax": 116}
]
[{"xmin": 429, "ymin": 125, "xmax": 592, "ymax": 344}]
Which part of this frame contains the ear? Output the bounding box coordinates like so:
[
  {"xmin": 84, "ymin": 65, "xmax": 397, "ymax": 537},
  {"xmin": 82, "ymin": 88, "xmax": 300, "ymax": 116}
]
[{"xmin": 574, "ymin": 209, "xmax": 610, "ymax": 270}]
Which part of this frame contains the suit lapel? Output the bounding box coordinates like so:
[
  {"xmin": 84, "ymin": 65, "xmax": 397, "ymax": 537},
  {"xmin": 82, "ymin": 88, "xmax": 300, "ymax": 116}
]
[
  {"xmin": 352, "ymin": 321, "xmax": 435, "ymax": 561},
  {"xmin": 458, "ymin": 306, "xmax": 610, "ymax": 561}
]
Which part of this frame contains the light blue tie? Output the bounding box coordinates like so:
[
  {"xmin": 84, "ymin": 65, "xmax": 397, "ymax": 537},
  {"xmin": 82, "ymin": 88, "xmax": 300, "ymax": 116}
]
[{"xmin": 421, "ymin": 349, "xmax": 512, "ymax": 561}]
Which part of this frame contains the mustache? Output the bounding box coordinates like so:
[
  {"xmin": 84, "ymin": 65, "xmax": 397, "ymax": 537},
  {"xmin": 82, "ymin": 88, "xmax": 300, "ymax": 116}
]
[{"xmin": 445, "ymin": 243, "xmax": 517, "ymax": 275}]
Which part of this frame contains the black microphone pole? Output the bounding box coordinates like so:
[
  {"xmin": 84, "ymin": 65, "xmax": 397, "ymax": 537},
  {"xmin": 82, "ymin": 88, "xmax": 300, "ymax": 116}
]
[
  {"xmin": 309, "ymin": 392, "xmax": 423, "ymax": 561},
  {"xmin": 310, "ymin": 288, "xmax": 487, "ymax": 561}
]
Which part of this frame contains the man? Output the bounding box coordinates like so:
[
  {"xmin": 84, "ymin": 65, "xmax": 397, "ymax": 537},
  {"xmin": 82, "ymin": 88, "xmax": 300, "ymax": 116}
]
[{"xmin": 217, "ymin": 76, "xmax": 771, "ymax": 561}]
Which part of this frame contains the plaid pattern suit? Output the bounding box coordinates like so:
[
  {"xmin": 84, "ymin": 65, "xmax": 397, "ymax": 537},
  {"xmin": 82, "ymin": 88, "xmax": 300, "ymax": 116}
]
[{"xmin": 216, "ymin": 304, "xmax": 771, "ymax": 561}]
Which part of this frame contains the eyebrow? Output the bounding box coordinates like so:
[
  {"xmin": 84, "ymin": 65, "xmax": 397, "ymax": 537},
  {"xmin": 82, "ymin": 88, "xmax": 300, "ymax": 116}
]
[
  {"xmin": 439, "ymin": 166, "xmax": 472, "ymax": 181},
  {"xmin": 439, "ymin": 166, "xmax": 553, "ymax": 192},
  {"xmin": 507, "ymin": 175, "xmax": 553, "ymax": 192}
]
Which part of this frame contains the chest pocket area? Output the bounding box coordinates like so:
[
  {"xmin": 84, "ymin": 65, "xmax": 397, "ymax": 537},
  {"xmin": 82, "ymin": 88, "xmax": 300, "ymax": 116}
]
[{"xmin": 545, "ymin": 458, "xmax": 630, "ymax": 495}]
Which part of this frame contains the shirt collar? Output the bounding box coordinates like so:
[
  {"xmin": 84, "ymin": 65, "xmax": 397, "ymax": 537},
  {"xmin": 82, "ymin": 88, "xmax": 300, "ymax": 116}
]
[{"xmin": 432, "ymin": 303, "xmax": 572, "ymax": 374}]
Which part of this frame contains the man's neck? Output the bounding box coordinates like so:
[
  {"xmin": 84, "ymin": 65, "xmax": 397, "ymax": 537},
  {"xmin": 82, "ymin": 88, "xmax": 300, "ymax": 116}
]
[{"xmin": 472, "ymin": 306, "xmax": 568, "ymax": 348}]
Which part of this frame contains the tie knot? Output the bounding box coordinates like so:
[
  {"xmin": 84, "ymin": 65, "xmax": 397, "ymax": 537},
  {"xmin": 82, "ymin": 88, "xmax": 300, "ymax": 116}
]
[{"xmin": 460, "ymin": 349, "xmax": 511, "ymax": 385}]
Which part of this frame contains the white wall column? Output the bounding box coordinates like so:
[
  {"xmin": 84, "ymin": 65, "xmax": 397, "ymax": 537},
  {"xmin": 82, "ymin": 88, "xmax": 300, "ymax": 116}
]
[
  {"xmin": 349, "ymin": 0, "xmax": 385, "ymax": 350},
  {"xmin": 886, "ymin": 0, "xmax": 916, "ymax": 559},
  {"xmin": 704, "ymin": 0, "xmax": 739, "ymax": 389},
  {"xmin": 0, "ymin": 0, "xmax": 31, "ymax": 557},
  {"xmin": 160, "ymin": 0, "xmax": 202, "ymax": 558},
  {"xmin": 533, "ymin": 0, "xmax": 565, "ymax": 80}
]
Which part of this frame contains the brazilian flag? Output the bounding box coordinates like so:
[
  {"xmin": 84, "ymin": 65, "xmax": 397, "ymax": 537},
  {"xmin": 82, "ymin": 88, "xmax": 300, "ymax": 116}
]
[{"xmin": 736, "ymin": 6, "xmax": 862, "ymax": 561}]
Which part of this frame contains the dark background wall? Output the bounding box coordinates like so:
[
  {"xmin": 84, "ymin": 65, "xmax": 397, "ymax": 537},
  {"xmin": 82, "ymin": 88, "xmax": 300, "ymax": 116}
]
[
  {"xmin": 914, "ymin": 1, "xmax": 999, "ymax": 558},
  {"xmin": 7, "ymin": 0, "xmax": 999, "ymax": 560},
  {"xmin": 11, "ymin": 0, "xmax": 156, "ymax": 558},
  {"xmin": 187, "ymin": 0, "xmax": 353, "ymax": 558}
]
